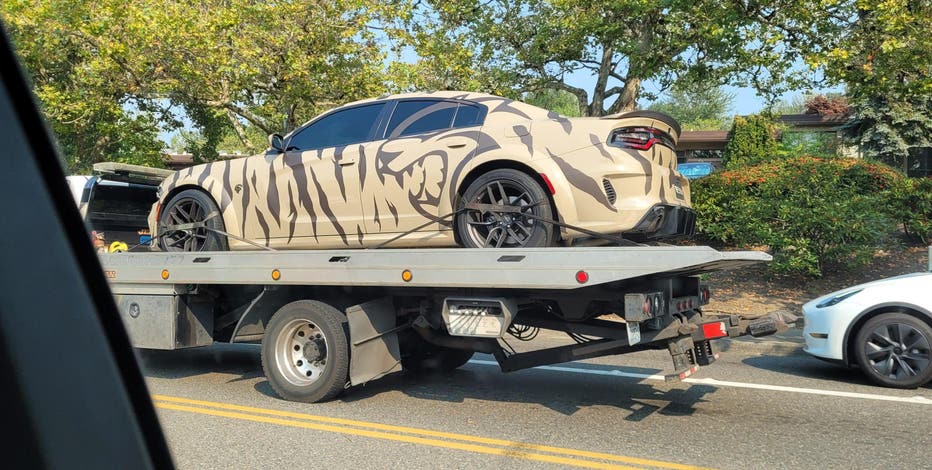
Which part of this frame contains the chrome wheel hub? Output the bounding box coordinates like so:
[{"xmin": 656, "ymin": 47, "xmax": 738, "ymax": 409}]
[{"xmin": 275, "ymin": 319, "xmax": 328, "ymax": 386}]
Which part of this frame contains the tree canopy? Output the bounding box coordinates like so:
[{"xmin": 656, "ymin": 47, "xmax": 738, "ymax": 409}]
[
  {"xmin": 647, "ymin": 84, "xmax": 734, "ymax": 130},
  {"xmin": 2, "ymin": 0, "xmax": 928, "ymax": 171},
  {"xmin": 2, "ymin": 0, "xmax": 401, "ymax": 167},
  {"xmin": 813, "ymin": 0, "xmax": 932, "ymax": 166},
  {"xmin": 399, "ymin": 0, "xmax": 847, "ymax": 116}
]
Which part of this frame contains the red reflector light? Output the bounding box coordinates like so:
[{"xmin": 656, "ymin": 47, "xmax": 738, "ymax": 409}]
[
  {"xmin": 701, "ymin": 322, "xmax": 728, "ymax": 339},
  {"xmin": 575, "ymin": 270, "xmax": 589, "ymax": 284},
  {"xmin": 540, "ymin": 173, "xmax": 556, "ymax": 195}
]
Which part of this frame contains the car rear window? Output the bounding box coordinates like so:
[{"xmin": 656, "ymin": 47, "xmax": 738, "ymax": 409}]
[
  {"xmin": 385, "ymin": 100, "xmax": 458, "ymax": 138},
  {"xmin": 453, "ymin": 103, "xmax": 484, "ymax": 128}
]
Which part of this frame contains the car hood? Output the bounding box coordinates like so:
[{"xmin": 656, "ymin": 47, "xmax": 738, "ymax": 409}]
[{"xmin": 806, "ymin": 272, "xmax": 932, "ymax": 306}]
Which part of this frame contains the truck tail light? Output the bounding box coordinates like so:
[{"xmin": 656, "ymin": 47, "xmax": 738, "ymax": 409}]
[{"xmin": 626, "ymin": 292, "xmax": 665, "ymax": 321}]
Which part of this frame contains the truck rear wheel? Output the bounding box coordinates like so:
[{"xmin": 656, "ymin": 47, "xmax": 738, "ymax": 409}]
[
  {"xmin": 261, "ymin": 300, "xmax": 350, "ymax": 402},
  {"xmin": 400, "ymin": 331, "xmax": 475, "ymax": 374}
]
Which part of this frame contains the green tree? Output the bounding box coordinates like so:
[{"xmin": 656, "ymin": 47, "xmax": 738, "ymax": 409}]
[
  {"xmin": 398, "ymin": 0, "xmax": 846, "ymax": 116},
  {"xmin": 523, "ymin": 89, "xmax": 583, "ymax": 117},
  {"xmin": 843, "ymin": 95, "xmax": 932, "ymax": 169},
  {"xmin": 647, "ymin": 84, "xmax": 734, "ymax": 130},
  {"xmin": 722, "ymin": 115, "xmax": 779, "ymax": 169},
  {"xmin": 3, "ymin": 0, "xmax": 404, "ymax": 161},
  {"xmin": 2, "ymin": 1, "xmax": 165, "ymax": 173},
  {"xmin": 771, "ymin": 94, "xmax": 808, "ymax": 116},
  {"xmin": 813, "ymin": 0, "xmax": 932, "ymax": 166}
]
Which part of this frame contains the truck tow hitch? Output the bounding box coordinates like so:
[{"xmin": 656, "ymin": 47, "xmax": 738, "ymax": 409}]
[{"xmin": 664, "ymin": 310, "xmax": 800, "ymax": 382}]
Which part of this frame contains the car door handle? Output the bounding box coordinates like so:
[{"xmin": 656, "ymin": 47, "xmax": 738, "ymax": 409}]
[
  {"xmin": 445, "ymin": 138, "xmax": 470, "ymax": 149},
  {"xmin": 338, "ymin": 156, "xmax": 357, "ymax": 166}
]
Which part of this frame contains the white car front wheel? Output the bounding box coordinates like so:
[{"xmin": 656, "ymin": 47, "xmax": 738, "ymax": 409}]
[{"xmin": 853, "ymin": 312, "xmax": 932, "ymax": 389}]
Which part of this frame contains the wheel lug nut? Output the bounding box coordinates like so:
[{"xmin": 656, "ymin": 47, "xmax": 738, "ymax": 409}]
[{"xmin": 297, "ymin": 360, "xmax": 303, "ymax": 366}]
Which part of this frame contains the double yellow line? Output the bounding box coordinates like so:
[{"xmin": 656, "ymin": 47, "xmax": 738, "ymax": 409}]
[{"xmin": 152, "ymin": 395, "xmax": 708, "ymax": 470}]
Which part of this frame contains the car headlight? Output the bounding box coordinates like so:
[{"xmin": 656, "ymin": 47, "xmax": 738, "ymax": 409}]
[{"xmin": 815, "ymin": 288, "xmax": 863, "ymax": 308}]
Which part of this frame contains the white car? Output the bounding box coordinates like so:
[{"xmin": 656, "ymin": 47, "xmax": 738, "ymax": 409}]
[{"xmin": 802, "ymin": 273, "xmax": 932, "ymax": 388}]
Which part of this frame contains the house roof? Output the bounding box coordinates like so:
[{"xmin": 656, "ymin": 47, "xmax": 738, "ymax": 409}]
[
  {"xmin": 678, "ymin": 130, "xmax": 729, "ymax": 143},
  {"xmin": 777, "ymin": 113, "xmax": 849, "ymax": 128},
  {"xmin": 677, "ymin": 130, "xmax": 729, "ymax": 151}
]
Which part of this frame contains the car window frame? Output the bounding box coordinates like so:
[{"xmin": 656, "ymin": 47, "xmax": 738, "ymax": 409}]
[
  {"xmin": 285, "ymin": 102, "xmax": 391, "ymax": 152},
  {"xmin": 377, "ymin": 98, "xmax": 489, "ymax": 141}
]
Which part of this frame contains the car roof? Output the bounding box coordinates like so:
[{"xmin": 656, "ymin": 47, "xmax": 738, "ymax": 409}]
[{"xmin": 292, "ymin": 91, "xmax": 556, "ymax": 132}]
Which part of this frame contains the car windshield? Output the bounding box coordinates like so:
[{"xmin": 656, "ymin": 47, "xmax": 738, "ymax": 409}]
[{"xmin": 4, "ymin": 2, "xmax": 931, "ymax": 469}]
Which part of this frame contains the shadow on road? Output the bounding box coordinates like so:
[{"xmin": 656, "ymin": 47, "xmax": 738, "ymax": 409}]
[
  {"xmin": 142, "ymin": 343, "xmax": 725, "ymax": 419},
  {"xmin": 138, "ymin": 343, "xmax": 263, "ymax": 383},
  {"xmin": 741, "ymin": 354, "xmax": 932, "ymax": 390},
  {"xmin": 336, "ymin": 360, "xmax": 719, "ymax": 419}
]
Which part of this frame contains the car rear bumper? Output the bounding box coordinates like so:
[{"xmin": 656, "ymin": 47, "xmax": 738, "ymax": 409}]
[{"xmin": 623, "ymin": 204, "xmax": 696, "ymax": 240}]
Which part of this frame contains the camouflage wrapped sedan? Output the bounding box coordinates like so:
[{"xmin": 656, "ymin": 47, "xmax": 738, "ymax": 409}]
[{"xmin": 151, "ymin": 91, "xmax": 694, "ymax": 251}]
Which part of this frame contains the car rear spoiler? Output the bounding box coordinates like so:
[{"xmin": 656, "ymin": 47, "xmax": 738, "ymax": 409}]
[{"xmin": 600, "ymin": 110, "xmax": 682, "ymax": 140}]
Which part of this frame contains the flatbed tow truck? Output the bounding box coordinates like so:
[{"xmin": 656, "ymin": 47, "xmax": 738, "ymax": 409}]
[
  {"xmin": 101, "ymin": 246, "xmax": 794, "ymax": 402},
  {"xmin": 100, "ymin": 246, "xmax": 795, "ymax": 402}
]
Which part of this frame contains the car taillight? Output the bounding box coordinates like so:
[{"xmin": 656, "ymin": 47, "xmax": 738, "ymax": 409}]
[{"xmin": 608, "ymin": 127, "xmax": 674, "ymax": 151}]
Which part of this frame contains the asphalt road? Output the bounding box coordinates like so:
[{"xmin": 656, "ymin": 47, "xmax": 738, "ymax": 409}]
[{"xmin": 138, "ymin": 334, "xmax": 932, "ymax": 469}]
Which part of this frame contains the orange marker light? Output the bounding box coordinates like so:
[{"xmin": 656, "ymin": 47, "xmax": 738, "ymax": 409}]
[
  {"xmin": 271, "ymin": 269, "xmax": 281, "ymax": 281},
  {"xmin": 160, "ymin": 269, "xmax": 170, "ymax": 280},
  {"xmin": 402, "ymin": 270, "xmax": 413, "ymax": 282}
]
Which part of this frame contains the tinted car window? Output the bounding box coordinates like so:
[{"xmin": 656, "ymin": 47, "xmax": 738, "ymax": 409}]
[
  {"xmin": 386, "ymin": 100, "xmax": 457, "ymax": 138},
  {"xmin": 453, "ymin": 103, "xmax": 484, "ymax": 128},
  {"xmin": 288, "ymin": 103, "xmax": 385, "ymax": 150}
]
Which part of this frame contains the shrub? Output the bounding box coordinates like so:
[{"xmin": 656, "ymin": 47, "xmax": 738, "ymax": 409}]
[
  {"xmin": 886, "ymin": 177, "xmax": 932, "ymax": 244},
  {"xmin": 722, "ymin": 114, "xmax": 779, "ymax": 169},
  {"xmin": 692, "ymin": 157, "xmax": 902, "ymax": 276},
  {"xmin": 804, "ymin": 94, "xmax": 850, "ymax": 116}
]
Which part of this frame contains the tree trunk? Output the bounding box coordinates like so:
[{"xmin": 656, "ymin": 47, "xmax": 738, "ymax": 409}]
[
  {"xmin": 609, "ymin": 78, "xmax": 641, "ymax": 114},
  {"xmin": 588, "ymin": 44, "xmax": 615, "ymax": 116},
  {"xmin": 225, "ymin": 110, "xmax": 257, "ymax": 154}
]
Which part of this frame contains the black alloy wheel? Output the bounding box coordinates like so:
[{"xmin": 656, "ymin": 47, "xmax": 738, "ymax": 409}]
[
  {"xmin": 457, "ymin": 169, "xmax": 553, "ymax": 248},
  {"xmin": 854, "ymin": 312, "xmax": 932, "ymax": 389},
  {"xmin": 158, "ymin": 189, "xmax": 227, "ymax": 252}
]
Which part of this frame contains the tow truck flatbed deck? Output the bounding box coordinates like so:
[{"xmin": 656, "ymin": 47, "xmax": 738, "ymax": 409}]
[{"xmin": 101, "ymin": 246, "xmax": 770, "ymax": 289}]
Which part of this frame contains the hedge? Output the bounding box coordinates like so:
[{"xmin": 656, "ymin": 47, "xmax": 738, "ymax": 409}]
[{"xmin": 691, "ymin": 157, "xmax": 902, "ymax": 276}]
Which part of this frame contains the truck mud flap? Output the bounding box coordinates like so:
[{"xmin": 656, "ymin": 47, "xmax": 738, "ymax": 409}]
[{"xmin": 346, "ymin": 297, "xmax": 403, "ymax": 386}]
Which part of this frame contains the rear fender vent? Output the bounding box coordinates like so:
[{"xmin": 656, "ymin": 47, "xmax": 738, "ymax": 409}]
[{"xmin": 602, "ymin": 178, "xmax": 617, "ymax": 204}]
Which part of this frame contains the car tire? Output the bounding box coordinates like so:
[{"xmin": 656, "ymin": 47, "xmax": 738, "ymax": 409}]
[
  {"xmin": 157, "ymin": 188, "xmax": 228, "ymax": 252},
  {"xmin": 853, "ymin": 312, "xmax": 932, "ymax": 389},
  {"xmin": 456, "ymin": 169, "xmax": 554, "ymax": 248},
  {"xmin": 400, "ymin": 331, "xmax": 475, "ymax": 374},
  {"xmin": 261, "ymin": 300, "xmax": 350, "ymax": 403}
]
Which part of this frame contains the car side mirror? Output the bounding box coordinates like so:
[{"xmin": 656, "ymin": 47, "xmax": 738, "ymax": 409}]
[{"xmin": 268, "ymin": 134, "xmax": 285, "ymax": 153}]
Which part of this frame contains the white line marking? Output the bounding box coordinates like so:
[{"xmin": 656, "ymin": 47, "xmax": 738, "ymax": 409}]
[{"xmin": 467, "ymin": 359, "xmax": 932, "ymax": 405}]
